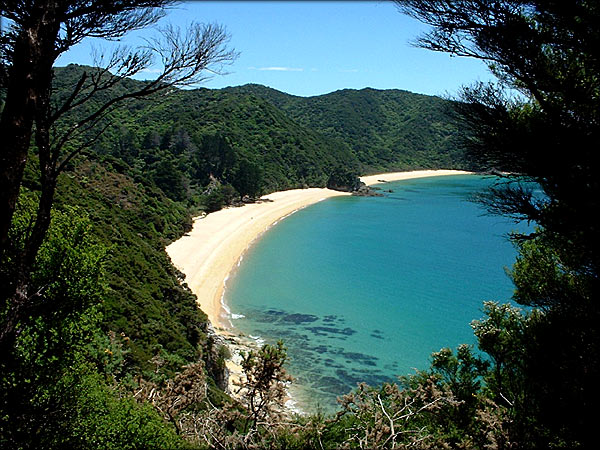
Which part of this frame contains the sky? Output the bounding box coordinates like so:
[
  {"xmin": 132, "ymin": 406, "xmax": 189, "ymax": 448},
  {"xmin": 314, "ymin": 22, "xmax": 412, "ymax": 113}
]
[{"xmin": 54, "ymin": 1, "xmax": 495, "ymax": 98}]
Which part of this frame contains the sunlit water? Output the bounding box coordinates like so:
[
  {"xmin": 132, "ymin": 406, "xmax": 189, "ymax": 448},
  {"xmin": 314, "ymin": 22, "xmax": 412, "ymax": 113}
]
[{"xmin": 226, "ymin": 175, "xmax": 529, "ymax": 412}]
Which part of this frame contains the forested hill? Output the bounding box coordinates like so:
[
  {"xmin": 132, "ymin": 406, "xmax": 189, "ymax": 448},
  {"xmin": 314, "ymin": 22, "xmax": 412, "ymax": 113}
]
[
  {"xmin": 227, "ymin": 83, "xmax": 469, "ymax": 171},
  {"xmin": 40, "ymin": 67, "xmax": 473, "ymax": 383},
  {"xmin": 54, "ymin": 64, "xmax": 473, "ymax": 206},
  {"xmin": 4, "ymin": 0, "xmax": 595, "ymax": 445}
]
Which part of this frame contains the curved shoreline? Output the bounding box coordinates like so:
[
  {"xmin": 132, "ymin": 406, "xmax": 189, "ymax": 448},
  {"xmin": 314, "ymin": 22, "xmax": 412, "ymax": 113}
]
[
  {"xmin": 166, "ymin": 188, "xmax": 350, "ymax": 330},
  {"xmin": 165, "ymin": 170, "xmax": 473, "ymax": 400}
]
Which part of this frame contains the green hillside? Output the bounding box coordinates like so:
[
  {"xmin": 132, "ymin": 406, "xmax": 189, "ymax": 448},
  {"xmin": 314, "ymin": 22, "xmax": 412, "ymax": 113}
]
[
  {"xmin": 40, "ymin": 64, "xmax": 475, "ymax": 383},
  {"xmin": 227, "ymin": 83, "xmax": 470, "ymax": 171},
  {"xmin": 4, "ymin": 0, "xmax": 595, "ymax": 445},
  {"xmin": 2, "ymin": 64, "xmax": 477, "ymax": 446},
  {"xmin": 53, "ymin": 65, "xmax": 472, "ymax": 210}
]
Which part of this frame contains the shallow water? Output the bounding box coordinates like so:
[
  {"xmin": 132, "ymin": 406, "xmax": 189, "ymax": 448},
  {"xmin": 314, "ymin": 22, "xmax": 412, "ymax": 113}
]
[{"xmin": 226, "ymin": 175, "xmax": 528, "ymax": 412}]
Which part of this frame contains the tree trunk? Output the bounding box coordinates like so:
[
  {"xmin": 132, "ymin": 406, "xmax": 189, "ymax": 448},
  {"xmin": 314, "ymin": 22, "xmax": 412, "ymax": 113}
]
[
  {"xmin": 0, "ymin": 1, "xmax": 60, "ymax": 257},
  {"xmin": 0, "ymin": 1, "xmax": 61, "ymax": 350}
]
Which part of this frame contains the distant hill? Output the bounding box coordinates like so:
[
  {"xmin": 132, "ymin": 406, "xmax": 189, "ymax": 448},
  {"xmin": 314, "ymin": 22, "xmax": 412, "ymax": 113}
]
[
  {"xmin": 54, "ymin": 64, "xmax": 473, "ymax": 202},
  {"xmin": 226, "ymin": 83, "xmax": 470, "ymax": 172}
]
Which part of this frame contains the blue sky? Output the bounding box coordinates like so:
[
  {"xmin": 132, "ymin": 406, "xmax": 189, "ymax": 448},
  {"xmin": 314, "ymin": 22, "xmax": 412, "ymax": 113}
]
[{"xmin": 55, "ymin": 1, "xmax": 495, "ymax": 98}]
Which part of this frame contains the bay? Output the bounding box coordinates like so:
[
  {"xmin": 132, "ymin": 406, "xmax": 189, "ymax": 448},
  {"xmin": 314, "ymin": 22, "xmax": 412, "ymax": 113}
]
[{"xmin": 226, "ymin": 175, "xmax": 529, "ymax": 412}]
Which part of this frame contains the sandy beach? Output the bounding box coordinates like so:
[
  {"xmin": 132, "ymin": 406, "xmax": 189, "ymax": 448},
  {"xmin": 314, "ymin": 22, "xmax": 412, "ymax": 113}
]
[
  {"xmin": 166, "ymin": 188, "xmax": 350, "ymax": 330},
  {"xmin": 360, "ymin": 169, "xmax": 473, "ymax": 186},
  {"xmin": 166, "ymin": 170, "xmax": 472, "ymax": 400}
]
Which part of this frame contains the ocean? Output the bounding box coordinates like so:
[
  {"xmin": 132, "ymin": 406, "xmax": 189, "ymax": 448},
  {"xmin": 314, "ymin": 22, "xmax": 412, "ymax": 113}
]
[{"xmin": 225, "ymin": 175, "xmax": 529, "ymax": 412}]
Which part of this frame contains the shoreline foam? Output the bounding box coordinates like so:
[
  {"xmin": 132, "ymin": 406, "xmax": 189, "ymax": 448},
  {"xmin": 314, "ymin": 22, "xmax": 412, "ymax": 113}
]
[{"xmin": 165, "ymin": 170, "xmax": 472, "ymax": 404}]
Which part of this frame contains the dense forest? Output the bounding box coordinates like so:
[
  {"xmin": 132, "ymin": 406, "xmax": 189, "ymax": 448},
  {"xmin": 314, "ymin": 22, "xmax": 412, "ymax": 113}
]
[
  {"xmin": 230, "ymin": 84, "xmax": 469, "ymax": 170},
  {"xmin": 2, "ymin": 1, "xmax": 598, "ymax": 449}
]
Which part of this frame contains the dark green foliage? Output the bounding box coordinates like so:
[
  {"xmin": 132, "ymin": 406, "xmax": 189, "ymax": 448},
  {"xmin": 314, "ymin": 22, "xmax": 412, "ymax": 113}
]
[
  {"xmin": 238, "ymin": 340, "xmax": 292, "ymax": 432},
  {"xmin": 54, "ymin": 160, "xmax": 207, "ymax": 377},
  {"xmin": 150, "ymin": 157, "xmax": 187, "ymax": 201},
  {"xmin": 429, "ymin": 345, "xmax": 489, "ymax": 429},
  {"xmin": 51, "ymin": 65, "xmax": 355, "ymax": 199},
  {"xmin": 326, "ymin": 166, "xmax": 362, "ymax": 192},
  {"xmin": 392, "ymin": 1, "xmax": 600, "ymax": 447},
  {"xmin": 11, "ymin": 14, "xmax": 598, "ymax": 442},
  {"xmin": 204, "ymin": 187, "xmax": 226, "ymax": 213},
  {"xmin": 230, "ymin": 84, "xmax": 473, "ymax": 172},
  {"xmin": 193, "ymin": 133, "xmax": 237, "ymax": 184},
  {"xmin": 33, "ymin": 368, "xmax": 185, "ymax": 450},
  {"xmin": 15, "ymin": 64, "xmax": 490, "ymax": 449},
  {"xmin": 231, "ymin": 158, "xmax": 263, "ymax": 199},
  {"xmin": 498, "ymin": 235, "xmax": 600, "ymax": 447},
  {"xmin": 464, "ymin": 299, "xmax": 600, "ymax": 448},
  {"xmin": 0, "ymin": 194, "xmax": 184, "ymax": 449}
]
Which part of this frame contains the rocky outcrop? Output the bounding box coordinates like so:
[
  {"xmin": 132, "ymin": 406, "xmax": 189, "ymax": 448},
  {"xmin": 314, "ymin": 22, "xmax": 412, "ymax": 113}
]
[
  {"xmin": 352, "ymin": 183, "xmax": 384, "ymax": 197},
  {"xmin": 326, "ymin": 172, "xmax": 362, "ymax": 192},
  {"xmin": 326, "ymin": 168, "xmax": 384, "ymax": 196}
]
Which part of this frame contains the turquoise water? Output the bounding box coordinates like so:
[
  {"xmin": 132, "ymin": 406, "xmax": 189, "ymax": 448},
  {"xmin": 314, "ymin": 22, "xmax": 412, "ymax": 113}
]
[{"xmin": 226, "ymin": 175, "xmax": 528, "ymax": 412}]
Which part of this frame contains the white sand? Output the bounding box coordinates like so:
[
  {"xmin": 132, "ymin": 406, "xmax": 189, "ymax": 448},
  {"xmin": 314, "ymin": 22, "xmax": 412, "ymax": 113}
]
[
  {"xmin": 167, "ymin": 170, "xmax": 472, "ymax": 329},
  {"xmin": 360, "ymin": 169, "xmax": 473, "ymax": 186}
]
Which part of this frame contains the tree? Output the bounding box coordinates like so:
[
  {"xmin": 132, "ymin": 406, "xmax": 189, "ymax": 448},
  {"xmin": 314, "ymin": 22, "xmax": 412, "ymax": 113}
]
[
  {"xmin": 236, "ymin": 341, "xmax": 292, "ymax": 433},
  {"xmin": 194, "ymin": 133, "xmax": 237, "ymax": 184},
  {"xmin": 334, "ymin": 377, "xmax": 463, "ymax": 449},
  {"xmin": 326, "ymin": 166, "xmax": 362, "ymax": 192},
  {"xmin": 429, "ymin": 344, "xmax": 489, "ymax": 428},
  {"xmin": 394, "ymin": 0, "xmax": 600, "ymax": 275},
  {"xmin": 0, "ymin": 195, "xmax": 104, "ymax": 445},
  {"xmin": 204, "ymin": 186, "xmax": 226, "ymax": 213},
  {"xmin": 150, "ymin": 157, "xmax": 186, "ymax": 201},
  {"xmin": 0, "ymin": 0, "xmax": 236, "ymax": 350},
  {"xmin": 231, "ymin": 158, "xmax": 263, "ymax": 200},
  {"xmin": 395, "ymin": 1, "xmax": 600, "ymax": 446}
]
